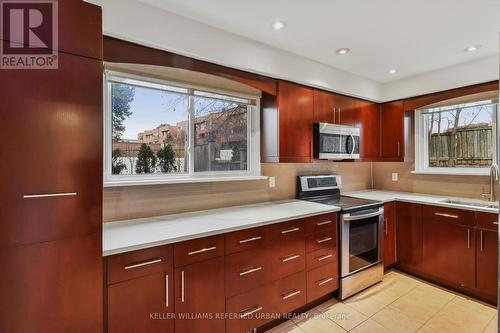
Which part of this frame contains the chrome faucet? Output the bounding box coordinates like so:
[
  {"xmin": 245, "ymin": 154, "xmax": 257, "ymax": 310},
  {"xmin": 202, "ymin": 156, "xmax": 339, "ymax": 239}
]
[{"xmin": 483, "ymin": 163, "xmax": 500, "ymax": 202}]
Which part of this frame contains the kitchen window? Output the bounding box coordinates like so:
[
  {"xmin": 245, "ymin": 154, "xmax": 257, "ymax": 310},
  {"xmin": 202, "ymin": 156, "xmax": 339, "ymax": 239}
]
[
  {"xmin": 103, "ymin": 71, "xmax": 262, "ymax": 186},
  {"xmin": 414, "ymin": 98, "xmax": 498, "ymax": 175}
]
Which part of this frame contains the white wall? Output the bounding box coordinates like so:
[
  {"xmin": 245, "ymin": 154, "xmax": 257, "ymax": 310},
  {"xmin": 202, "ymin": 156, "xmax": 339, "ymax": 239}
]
[{"xmin": 86, "ymin": 0, "xmax": 498, "ymax": 102}]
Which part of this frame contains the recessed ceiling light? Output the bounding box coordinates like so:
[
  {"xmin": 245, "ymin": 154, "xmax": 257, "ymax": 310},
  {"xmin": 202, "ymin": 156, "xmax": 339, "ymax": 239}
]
[
  {"xmin": 388, "ymin": 69, "xmax": 397, "ymax": 75},
  {"xmin": 465, "ymin": 45, "xmax": 481, "ymax": 52},
  {"xmin": 272, "ymin": 21, "xmax": 286, "ymax": 30},
  {"xmin": 336, "ymin": 48, "xmax": 350, "ymax": 55}
]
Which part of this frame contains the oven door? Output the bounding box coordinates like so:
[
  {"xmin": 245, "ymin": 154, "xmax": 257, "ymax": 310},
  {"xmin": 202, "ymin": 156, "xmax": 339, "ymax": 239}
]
[{"xmin": 341, "ymin": 207, "xmax": 384, "ymax": 277}]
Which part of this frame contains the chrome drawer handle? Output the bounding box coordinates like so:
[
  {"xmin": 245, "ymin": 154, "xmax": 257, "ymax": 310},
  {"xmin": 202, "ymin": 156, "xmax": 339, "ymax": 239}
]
[
  {"xmin": 240, "ymin": 306, "xmax": 263, "ymax": 318},
  {"xmin": 281, "ymin": 227, "xmax": 300, "ymax": 234},
  {"xmin": 124, "ymin": 258, "xmax": 162, "ymax": 270},
  {"xmin": 282, "ymin": 290, "xmax": 301, "ymax": 300},
  {"xmin": 281, "ymin": 254, "xmax": 300, "ymax": 262},
  {"xmin": 316, "ymin": 254, "xmax": 333, "ymax": 261},
  {"xmin": 239, "ymin": 266, "xmax": 263, "ymax": 276},
  {"xmin": 188, "ymin": 246, "xmax": 217, "ymax": 256},
  {"xmin": 23, "ymin": 192, "xmax": 77, "ymax": 199},
  {"xmin": 239, "ymin": 236, "xmax": 262, "ymax": 244},
  {"xmin": 493, "ymin": 221, "xmax": 499, "ymax": 225},
  {"xmin": 317, "ymin": 277, "xmax": 334, "ymax": 286},
  {"xmin": 316, "ymin": 237, "xmax": 333, "ymax": 244},
  {"xmin": 316, "ymin": 220, "xmax": 333, "ymax": 226},
  {"xmin": 434, "ymin": 212, "xmax": 459, "ymax": 219}
]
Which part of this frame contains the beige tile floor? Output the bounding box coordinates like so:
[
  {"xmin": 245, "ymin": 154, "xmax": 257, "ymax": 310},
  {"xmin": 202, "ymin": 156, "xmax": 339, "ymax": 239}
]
[{"xmin": 266, "ymin": 270, "xmax": 498, "ymax": 333}]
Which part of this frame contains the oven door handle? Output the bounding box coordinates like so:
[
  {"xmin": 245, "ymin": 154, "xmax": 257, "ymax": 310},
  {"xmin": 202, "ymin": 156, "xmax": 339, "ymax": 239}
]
[{"xmin": 342, "ymin": 207, "xmax": 384, "ymax": 221}]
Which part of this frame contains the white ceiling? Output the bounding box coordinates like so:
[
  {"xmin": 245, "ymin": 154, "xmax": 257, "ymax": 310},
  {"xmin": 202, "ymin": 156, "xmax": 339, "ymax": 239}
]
[{"xmin": 137, "ymin": 0, "xmax": 500, "ymax": 83}]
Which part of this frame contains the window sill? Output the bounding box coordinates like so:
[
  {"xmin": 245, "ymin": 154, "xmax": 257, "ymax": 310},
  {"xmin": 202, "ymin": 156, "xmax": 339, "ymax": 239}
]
[
  {"xmin": 411, "ymin": 169, "xmax": 490, "ymax": 176},
  {"xmin": 104, "ymin": 175, "xmax": 268, "ymax": 187}
]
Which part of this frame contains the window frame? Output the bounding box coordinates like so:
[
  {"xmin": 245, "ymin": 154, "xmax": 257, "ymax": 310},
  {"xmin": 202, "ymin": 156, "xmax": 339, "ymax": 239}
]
[
  {"xmin": 413, "ymin": 102, "xmax": 498, "ymax": 176},
  {"xmin": 103, "ymin": 70, "xmax": 263, "ymax": 187}
]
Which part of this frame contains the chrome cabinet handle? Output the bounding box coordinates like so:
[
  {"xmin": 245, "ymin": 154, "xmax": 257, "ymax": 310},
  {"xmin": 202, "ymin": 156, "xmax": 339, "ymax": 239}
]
[
  {"xmin": 316, "ymin": 220, "xmax": 333, "ymax": 226},
  {"xmin": 480, "ymin": 230, "xmax": 484, "ymax": 252},
  {"xmin": 188, "ymin": 246, "xmax": 217, "ymax": 256},
  {"xmin": 397, "ymin": 142, "xmax": 401, "ymax": 157},
  {"xmin": 316, "ymin": 253, "xmax": 333, "ymax": 261},
  {"xmin": 333, "ymin": 107, "xmax": 336, "ymax": 123},
  {"xmin": 240, "ymin": 306, "xmax": 263, "ymax": 318},
  {"xmin": 434, "ymin": 212, "xmax": 459, "ymax": 219},
  {"xmin": 317, "ymin": 277, "xmax": 334, "ymax": 286},
  {"xmin": 493, "ymin": 221, "xmax": 499, "ymax": 225},
  {"xmin": 239, "ymin": 236, "xmax": 262, "ymax": 244},
  {"xmin": 281, "ymin": 227, "xmax": 300, "ymax": 234},
  {"xmin": 282, "ymin": 290, "xmax": 301, "ymax": 300},
  {"xmin": 124, "ymin": 258, "xmax": 162, "ymax": 270},
  {"xmin": 23, "ymin": 192, "xmax": 77, "ymax": 199},
  {"xmin": 281, "ymin": 254, "xmax": 300, "ymax": 262},
  {"xmin": 181, "ymin": 270, "xmax": 185, "ymax": 303},
  {"xmin": 467, "ymin": 229, "xmax": 471, "ymax": 249},
  {"xmin": 384, "ymin": 218, "xmax": 388, "ymax": 235},
  {"xmin": 338, "ymin": 108, "xmax": 341, "ymax": 123},
  {"xmin": 316, "ymin": 237, "xmax": 333, "ymax": 244},
  {"xmin": 165, "ymin": 274, "xmax": 169, "ymax": 307},
  {"xmin": 239, "ymin": 266, "xmax": 262, "ymax": 276}
]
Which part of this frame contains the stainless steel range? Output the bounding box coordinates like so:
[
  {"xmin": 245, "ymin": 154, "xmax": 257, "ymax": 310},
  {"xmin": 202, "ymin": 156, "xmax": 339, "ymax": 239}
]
[{"xmin": 297, "ymin": 175, "xmax": 384, "ymax": 299}]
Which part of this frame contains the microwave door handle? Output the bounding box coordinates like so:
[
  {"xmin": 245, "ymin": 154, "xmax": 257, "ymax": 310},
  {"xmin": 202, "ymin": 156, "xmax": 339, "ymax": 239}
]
[
  {"xmin": 350, "ymin": 134, "xmax": 356, "ymax": 155},
  {"xmin": 343, "ymin": 208, "xmax": 384, "ymax": 221}
]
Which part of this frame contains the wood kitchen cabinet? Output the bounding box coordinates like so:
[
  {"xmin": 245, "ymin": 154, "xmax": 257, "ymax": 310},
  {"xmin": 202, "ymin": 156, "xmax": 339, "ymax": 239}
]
[
  {"xmin": 383, "ymin": 202, "xmax": 397, "ymax": 267},
  {"xmin": 395, "ymin": 202, "xmax": 423, "ymax": 271},
  {"xmin": 174, "ymin": 257, "xmax": 226, "ymax": 333},
  {"xmin": 380, "ymin": 100, "xmax": 404, "ymax": 160},
  {"xmin": 476, "ymin": 212, "xmax": 498, "ymax": 301}
]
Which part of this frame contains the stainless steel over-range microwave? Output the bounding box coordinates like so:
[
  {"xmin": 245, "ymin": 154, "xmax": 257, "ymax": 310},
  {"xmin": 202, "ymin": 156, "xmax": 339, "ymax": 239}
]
[{"xmin": 313, "ymin": 123, "xmax": 360, "ymax": 160}]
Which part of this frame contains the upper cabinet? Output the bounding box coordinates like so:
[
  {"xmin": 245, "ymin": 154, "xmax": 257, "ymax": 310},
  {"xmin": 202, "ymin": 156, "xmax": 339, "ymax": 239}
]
[
  {"xmin": 380, "ymin": 100, "xmax": 405, "ymax": 160},
  {"xmin": 262, "ymin": 82, "xmax": 381, "ymax": 162}
]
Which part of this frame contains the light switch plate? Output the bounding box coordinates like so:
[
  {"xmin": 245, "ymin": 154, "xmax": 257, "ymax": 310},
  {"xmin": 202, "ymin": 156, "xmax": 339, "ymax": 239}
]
[
  {"xmin": 391, "ymin": 173, "xmax": 399, "ymax": 182},
  {"xmin": 269, "ymin": 176, "xmax": 276, "ymax": 188}
]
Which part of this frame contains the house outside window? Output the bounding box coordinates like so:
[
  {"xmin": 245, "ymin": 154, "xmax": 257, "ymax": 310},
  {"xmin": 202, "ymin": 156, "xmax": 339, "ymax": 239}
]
[
  {"xmin": 104, "ymin": 71, "xmax": 261, "ymax": 186},
  {"xmin": 414, "ymin": 98, "xmax": 498, "ymax": 175}
]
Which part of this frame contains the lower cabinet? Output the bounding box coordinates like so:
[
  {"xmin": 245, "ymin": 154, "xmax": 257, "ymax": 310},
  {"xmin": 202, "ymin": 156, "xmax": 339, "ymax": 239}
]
[
  {"xmin": 383, "ymin": 202, "xmax": 396, "ymax": 267},
  {"xmin": 108, "ymin": 273, "xmax": 174, "ymax": 333},
  {"xmin": 476, "ymin": 212, "xmax": 499, "ymax": 301},
  {"xmin": 105, "ymin": 212, "xmax": 339, "ymax": 333},
  {"xmin": 396, "ymin": 202, "xmax": 423, "ymax": 271},
  {"xmin": 174, "ymin": 257, "xmax": 226, "ymax": 333}
]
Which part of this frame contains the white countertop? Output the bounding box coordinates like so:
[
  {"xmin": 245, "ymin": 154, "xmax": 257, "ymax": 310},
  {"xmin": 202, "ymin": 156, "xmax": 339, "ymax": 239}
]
[
  {"xmin": 103, "ymin": 200, "xmax": 340, "ymax": 256},
  {"xmin": 344, "ymin": 190, "xmax": 499, "ymax": 214}
]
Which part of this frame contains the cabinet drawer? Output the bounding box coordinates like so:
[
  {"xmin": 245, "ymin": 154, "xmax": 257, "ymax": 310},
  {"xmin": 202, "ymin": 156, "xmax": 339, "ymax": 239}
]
[
  {"xmin": 306, "ymin": 229, "xmax": 336, "ymax": 253},
  {"xmin": 476, "ymin": 212, "xmax": 499, "ymax": 231},
  {"xmin": 269, "ymin": 219, "xmax": 305, "ymax": 241},
  {"xmin": 306, "ymin": 263, "xmax": 339, "ymax": 302},
  {"xmin": 226, "ymin": 285, "xmax": 274, "ymax": 333},
  {"xmin": 306, "ymin": 248, "xmax": 337, "ymax": 270},
  {"xmin": 423, "ymin": 205, "xmax": 475, "ymax": 226},
  {"xmin": 107, "ymin": 245, "xmax": 173, "ymax": 285},
  {"xmin": 174, "ymin": 235, "xmax": 224, "ymax": 267},
  {"xmin": 270, "ymin": 239, "xmax": 306, "ymax": 281},
  {"xmin": 303, "ymin": 213, "xmax": 337, "ymax": 234},
  {"xmin": 226, "ymin": 248, "xmax": 270, "ymax": 297},
  {"xmin": 225, "ymin": 226, "xmax": 269, "ymax": 255},
  {"xmin": 269, "ymin": 271, "xmax": 306, "ymax": 315}
]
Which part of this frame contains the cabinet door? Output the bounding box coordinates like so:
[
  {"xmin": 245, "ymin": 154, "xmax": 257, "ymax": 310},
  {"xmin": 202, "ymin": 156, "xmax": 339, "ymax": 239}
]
[
  {"xmin": 0, "ymin": 52, "xmax": 102, "ymax": 247},
  {"xmin": 108, "ymin": 272, "xmax": 174, "ymax": 333},
  {"xmin": 396, "ymin": 202, "xmax": 423, "ymax": 271},
  {"xmin": 278, "ymin": 81, "xmax": 314, "ymax": 162},
  {"xmin": 175, "ymin": 257, "xmax": 225, "ymax": 333},
  {"xmin": 353, "ymin": 100, "xmax": 381, "ymax": 159},
  {"xmin": 422, "ymin": 219, "xmax": 475, "ymax": 288},
  {"xmin": 313, "ymin": 89, "xmax": 337, "ymax": 124},
  {"xmin": 0, "ymin": 234, "xmax": 102, "ymax": 333},
  {"xmin": 477, "ymin": 229, "xmax": 498, "ymax": 300},
  {"xmin": 381, "ymin": 101, "xmax": 404, "ymax": 159},
  {"xmin": 383, "ymin": 202, "xmax": 397, "ymax": 267}
]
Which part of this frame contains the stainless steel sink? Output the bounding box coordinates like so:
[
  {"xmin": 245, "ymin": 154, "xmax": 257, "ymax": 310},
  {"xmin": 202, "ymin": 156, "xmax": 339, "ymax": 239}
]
[{"xmin": 439, "ymin": 199, "xmax": 499, "ymax": 209}]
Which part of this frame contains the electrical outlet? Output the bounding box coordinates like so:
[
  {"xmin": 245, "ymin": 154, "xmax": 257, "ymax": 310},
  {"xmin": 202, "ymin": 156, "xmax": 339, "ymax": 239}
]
[
  {"xmin": 391, "ymin": 173, "xmax": 399, "ymax": 182},
  {"xmin": 268, "ymin": 176, "xmax": 276, "ymax": 188}
]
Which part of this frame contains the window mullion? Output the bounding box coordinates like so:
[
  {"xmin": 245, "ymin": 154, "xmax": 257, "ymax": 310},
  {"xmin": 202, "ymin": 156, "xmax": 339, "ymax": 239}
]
[{"xmin": 188, "ymin": 91, "xmax": 195, "ymax": 176}]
